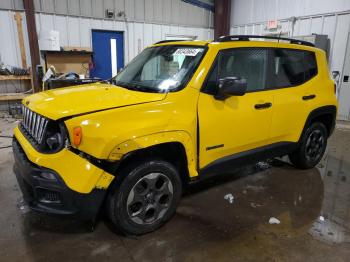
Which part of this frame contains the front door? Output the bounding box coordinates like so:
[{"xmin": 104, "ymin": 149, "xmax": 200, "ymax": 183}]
[
  {"xmin": 90, "ymin": 30, "xmax": 124, "ymax": 80},
  {"xmin": 198, "ymin": 48, "xmax": 274, "ymax": 170}
]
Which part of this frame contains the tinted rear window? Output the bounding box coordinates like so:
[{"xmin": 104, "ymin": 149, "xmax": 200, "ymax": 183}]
[{"xmin": 271, "ymin": 49, "xmax": 317, "ymax": 88}]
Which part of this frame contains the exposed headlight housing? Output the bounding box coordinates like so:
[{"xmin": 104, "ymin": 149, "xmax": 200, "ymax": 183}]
[
  {"xmin": 41, "ymin": 121, "xmax": 68, "ymax": 153},
  {"xmin": 46, "ymin": 132, "xmax": 63, "ymax": 151},
  {"xmin": 20, "ymin": 106, "xmax": 68, "ymax": 153}
]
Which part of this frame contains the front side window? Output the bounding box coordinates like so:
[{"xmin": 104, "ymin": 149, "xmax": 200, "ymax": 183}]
[
  {"xmin": 203, "ymin": 47, "xmax": 318, "ymax": 94},
  {"xmin": 114, "ymin": 45, "xmax": 206, "ymax": 92},
  {"xmin": 204, "ymin": 48, "xmax": 268, "ymax": 94},
  {"xmin": 271, "ymin": 49, "xmax": 317, "ymax": 88}
]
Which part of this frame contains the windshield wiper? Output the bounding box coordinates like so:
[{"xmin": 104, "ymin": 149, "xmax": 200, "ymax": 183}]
[{"xmin": 114, "ymin": 81, "xmax": 160, "ymax": 93}]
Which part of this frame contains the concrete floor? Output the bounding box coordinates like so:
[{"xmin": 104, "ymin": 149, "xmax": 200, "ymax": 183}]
[{"xmin": 1, "ymin": 115, "xmax": 350, "ymax": 262}]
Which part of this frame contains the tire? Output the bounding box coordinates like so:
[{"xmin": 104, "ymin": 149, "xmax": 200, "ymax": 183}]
[
  {"xmin": 106, "ymin": 159, "xmax": 182, "ymax": 235},
  {"xmin": 289, "ymin": 122, "xmax": 328, "ymax": 169}
]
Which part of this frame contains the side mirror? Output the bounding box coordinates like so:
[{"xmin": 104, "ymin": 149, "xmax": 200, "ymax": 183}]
[{"xmin": 214, "ymin": 77, "xmax": 247, "ymax": 100}]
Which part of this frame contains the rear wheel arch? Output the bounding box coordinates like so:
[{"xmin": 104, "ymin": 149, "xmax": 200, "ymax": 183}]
[
  {"xmin": 290, "ymin": 122, "xmax": 328, "ymax": 169},
  {"xmin": 301, "ymin": 105, "xmax": 337, "ymax": 139}
]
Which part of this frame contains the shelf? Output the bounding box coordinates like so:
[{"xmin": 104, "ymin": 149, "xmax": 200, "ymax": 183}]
[
  {"xmin": 42, "ymin": 50, "xmax": 93, "ymax": 55},
  {"xmin": 0, "ymin": 93, "xmax": 28, "ymax": 101},
  {"xmin": 0, "ymin": 75, "xmax": 31, "ymax": 81}
]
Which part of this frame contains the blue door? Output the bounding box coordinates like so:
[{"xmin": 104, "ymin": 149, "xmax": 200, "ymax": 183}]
[{"xmin": 90, "ymin": 30, "xmax": 124, "ymax": 80}]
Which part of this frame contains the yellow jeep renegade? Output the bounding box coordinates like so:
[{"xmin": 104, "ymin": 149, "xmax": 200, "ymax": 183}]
[{"xmin": 13, "ymin": 35, "xmax": 337, "ymax": 235}]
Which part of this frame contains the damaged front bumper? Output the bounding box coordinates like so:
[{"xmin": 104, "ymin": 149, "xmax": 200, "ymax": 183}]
[{"xmin": 12, "ymin": 127, "xmax": 115, "ymax": 219}]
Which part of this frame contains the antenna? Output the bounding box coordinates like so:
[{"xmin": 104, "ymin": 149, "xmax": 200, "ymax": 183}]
[{"xmin": 278, "ymin": 31, "xmax": 282, "ymax": 42}]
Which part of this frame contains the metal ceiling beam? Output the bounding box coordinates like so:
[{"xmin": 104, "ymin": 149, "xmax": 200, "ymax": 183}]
[
  {"xmin": 23, "ymin": 0, "xmax": 40, "ymax": 92},
  {"xmin": 214, "ymin": 0, "xmax": 231, "ymax": 39}
]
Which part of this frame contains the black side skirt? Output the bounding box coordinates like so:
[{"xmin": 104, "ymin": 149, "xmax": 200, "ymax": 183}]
[{"xmin": 199, "ymin": 142, "xmax": 298, "ymax": 178}]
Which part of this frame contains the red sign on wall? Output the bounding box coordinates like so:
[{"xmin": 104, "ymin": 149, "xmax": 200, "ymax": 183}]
[{"xmin": 267, "ymin": 20, "xmax": 278, "ymax": 29}]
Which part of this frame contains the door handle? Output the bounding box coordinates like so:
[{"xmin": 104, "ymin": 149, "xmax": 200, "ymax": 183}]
[
  {"xmin": 302, "ymin": 94, "xmax": 316, "ymax": 100},
  {"xmin": 254, "ymin": 102, "xmax": 272, "ymax": 110}
]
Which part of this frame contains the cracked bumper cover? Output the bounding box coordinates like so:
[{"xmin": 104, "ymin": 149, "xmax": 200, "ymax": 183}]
[{"xmin": 12, "ymin": 127, "xmax": 115, "ymax": 219}]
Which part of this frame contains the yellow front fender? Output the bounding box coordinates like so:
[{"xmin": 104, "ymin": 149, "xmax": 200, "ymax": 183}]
[{"xmin": 109, "ymin": 131, "xmax": 198, "ymax": 178}]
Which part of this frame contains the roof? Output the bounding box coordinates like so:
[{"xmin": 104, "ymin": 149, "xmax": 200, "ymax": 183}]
[
  {"xmin": 152, "ymin": 35, "xmax": 316, "ymax": 49},
  {"xmin": 152, "ymin": 40, "xmax": 211, "ymax": 46}
]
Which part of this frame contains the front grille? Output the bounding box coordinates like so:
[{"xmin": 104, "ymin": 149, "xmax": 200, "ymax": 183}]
[{"xmin": 21, "ymin": 105, "xmax": 49, "ymax": 144}]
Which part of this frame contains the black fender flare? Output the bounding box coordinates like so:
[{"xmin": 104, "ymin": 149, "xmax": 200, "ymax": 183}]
[{"xmin": 300, "ymin": 105, "xmax": 337, "ymax": 140}]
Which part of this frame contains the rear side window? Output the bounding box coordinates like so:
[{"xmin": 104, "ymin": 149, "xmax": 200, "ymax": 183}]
[{"xmin": 271, "ymin": 49, "xmax": 317, "ymax": 88}]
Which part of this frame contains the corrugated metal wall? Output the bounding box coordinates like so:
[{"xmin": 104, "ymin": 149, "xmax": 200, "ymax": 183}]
[
  {"xmin": 0, "ymin": 1, "xmax": 214, "ymax": 111},
  {"xmin": 35, "ymin": 13, "xmax": 213, "ymax": 64},
  {"xmin": 231, "ymin": 0, "xmax": 350, "ymax": 25},
  {"xmin": 0, "ymin": 10, "xmax": 31, "ymax": 103},
  {"xmin": 0, "ymin": 0, "xmax": 213, "ymax": 67},
  {"xmin": 230, "ymin": 0, "xmax": 350, "ymax": 74},
  {"xmin": 0, "ymin": 0, "xmax": 213, "ymax": 28},
  {"xmin": 0, "ymin": 10, "xmax": 30, "ymax": 68},
  {"xmin": 230, "ymin": 0, "xmax": 350, "ymax": 120},
  {"xmin": 230, "ymin": 11, "xmax": 350, "ymax": 74},
  {"xmin": 0, "ymin": 0, "xmax": 23, "ymax": 10}
]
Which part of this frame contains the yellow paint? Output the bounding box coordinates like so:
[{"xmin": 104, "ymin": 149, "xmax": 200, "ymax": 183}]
[
  {"xmin": 198, "ymin": 90, "xmax": 275, "ymax": 167},
  {"xmin": 22, "ymin": 83, "xmax": 166, "ymax": 120},
  {"xmin": 269, "ymin": 49, "xmax": 337, "ymax": 143},
  {"xmin": 16, "ymin": 40, "xmax": 337, "ymax": 194},
  {"xmin": 196, "ymin": 41, "xmax": 337, "ymax": 167},
  {"xmin": 14, "ymin": 127, "xmax": 114, "ymax": 193},
  {"xmin": 109, "ymin": 131, "xmax": 198, "ymax": 177},
  {"xmin": 95, "ymin": 173, "xmax": 115, "ymax": 189}
]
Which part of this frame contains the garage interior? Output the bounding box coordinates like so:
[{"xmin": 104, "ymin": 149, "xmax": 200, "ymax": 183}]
[{"xmin": 0, "ymin": 0, "xmax": 350, "ymax": 261}]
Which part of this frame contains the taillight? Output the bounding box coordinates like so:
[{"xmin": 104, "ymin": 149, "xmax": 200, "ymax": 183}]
[{"xmin": 334, "ymin": 83, "xmax": 337, "ymax": 94}]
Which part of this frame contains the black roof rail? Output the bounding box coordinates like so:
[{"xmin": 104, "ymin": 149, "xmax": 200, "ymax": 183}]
[
  {"xmin": 154, "ymin": 40, "xmax": 186, "ymax": 44},
  {"xmin": 216, "ymin": 35, "xmax": 315, "ymax": 47}
]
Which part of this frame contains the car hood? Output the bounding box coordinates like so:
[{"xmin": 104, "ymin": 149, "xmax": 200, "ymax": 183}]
[{"xmin": 23, "ymin": 83, "xmax": 167, "ymax": 120}]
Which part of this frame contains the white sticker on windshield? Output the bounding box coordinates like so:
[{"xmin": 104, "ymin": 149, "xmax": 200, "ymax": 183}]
[{"xmin": 173, "ymin": 48, "xmax": 202, "ymax": 56}]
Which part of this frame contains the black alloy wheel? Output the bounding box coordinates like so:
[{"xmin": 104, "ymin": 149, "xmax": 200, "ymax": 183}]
[
  {"xmin": 106, "ymin": 160, "xmax": 182, "ymax": 235},
  {"xmin": 289, "ymin": 122, "xmax": 328, "ymax": 169},
  {"xmin": 126, "ymin": 172, "xmax": 174, "ymax": 225},
  {"xmin": 304, "ymin": 129, "xmax": 325, "ymax": 163}
]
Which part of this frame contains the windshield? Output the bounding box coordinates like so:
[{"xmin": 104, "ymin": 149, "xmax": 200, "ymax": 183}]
[{"xmin": 114, "ymin": 45, "xmax": 206, "ymax": 92}]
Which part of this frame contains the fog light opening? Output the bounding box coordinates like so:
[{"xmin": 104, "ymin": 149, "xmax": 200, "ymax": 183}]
[{"xmin": 36, "ymin": 188, "xmax": 61, "ymax": 204}]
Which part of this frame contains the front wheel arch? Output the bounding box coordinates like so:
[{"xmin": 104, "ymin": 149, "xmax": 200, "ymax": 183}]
[{"xmin": 115, "ymin": 142, "xmax": 191, "ymax": 188}]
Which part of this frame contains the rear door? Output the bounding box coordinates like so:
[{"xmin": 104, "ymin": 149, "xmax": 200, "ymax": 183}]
[
  {"xmin": 198, "ymin": 48, "xmax": 274, "ymax": 169},
  {"xmin": 268, "ymin": 48, "xmax": 318, "ymax": 143}
]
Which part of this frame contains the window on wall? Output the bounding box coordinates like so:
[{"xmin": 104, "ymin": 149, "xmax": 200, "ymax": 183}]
[
  {"xmin": 271, "ymin": 49, "xmax": 317, "ymax": 88},
  {"xmin": 204, "ymin": 48, "xmax": 268, "ymax": 94}
]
